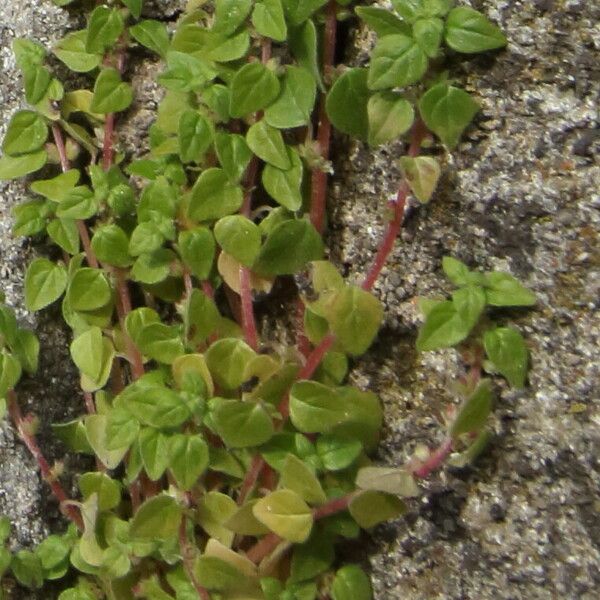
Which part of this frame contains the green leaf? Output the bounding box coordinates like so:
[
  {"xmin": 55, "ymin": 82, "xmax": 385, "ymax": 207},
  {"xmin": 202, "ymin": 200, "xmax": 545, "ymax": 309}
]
[
  {"xmin": 328, "ymin": 285, "xmax": 383, "ymax": 356},
  {"xmin": 189, "ymin": 168, "xmax": 244, "ymax": 221},
  {"xmin": 12, "ymin": 199, "xmax": 51, "ymax": 236},
  {"xmin": 68, "ymin": 268, "xmax": 111, "ymax": 312},
  {"xmin": 86, "ymin": 414, "xmax": 128, "ymax": 468},
  {"xmin": 105, "ymin": 407, "xmax": 140, "ymax": 451},
  {"xmin": 178, "ymin": 110, "xmax": 213, "ymax": 163},
  {"xmin": 225, "ymin": 501, "xmax": 270, "ymax": 536},
  {"xmin": 214, "ymin": 132, "xmax": 253, "ymax": 182},
  {"xmin": 368, "ymin": 34, "xmax": 428, "ymax": 90},
  {"xmin": 483, "ymin": 272, "xmax": 536, "ymax": 307},
  {"xmin": 413, "ymin": 17, "xmax": 443, "ymax": 57},
  {"xmin": 130, "ymin": 20, "xmax": 169, "ymax": 58},
  {"xmin": 367, "ymin": 92, "xmax": 414, "ymax": 146},
  {"xmin": 79, "ymin": 472, "xmax": 121, "ymax": 511},
  {"xmin": 13, "ymin": 39, "xmax": 46, "ymax": 70},
  {"xmin": 418, "ymin": 83, "xmax": 479, "ymax": 149},
  {"xmin": 122, "ymin": 0, "xmax": 143, "ymax": 18},
  {"xmin": 415, "ymin": 300, "xmax": 472, "ymax": 351},
  {"xmin": 53, "ymin": 31, "xmax": 102, "ymax": 72},
  {"xmin": 0, "ymin": 149, "xmax": 47, "ymax": 180},
  {"xmin": 213, "ymin": 0, "xmax": 253, "ymax": 35},
  {"xmin": 355, "ymin": 6, "xmax": 411, "ymax": 37},
  {"xmin": 11, "ymin": 550, "xmax": 44, "ymax": 589},
  {"xmin": 47, "ymin": 219, "xmax": 80, "ymax": 255},
  {"xmin": 445, "ymin": 7, "xmax": 507, "ymax": 54},
  {"xmin": 484, "ymin": 327, "xmax": 529, "ymax": 388},
  {"xmin": 265, "ymin": 66, "xmax": 316, "ymax": 129},
  {"xmin": 196, "ymin": 492, "xmax": 237, "ymax": 546},
  {"xmin": 24, "ymin": 258, "xmax": 67, "ymax": 311},
  {"xmin": 52, "ymin": 419, "xmax": 94, "ymax": 454},
  {"xmin": 355, "ymin": 466, "xmax": 419, "ymax": 497},
  {"xmin": 183, "ymin": 290, "xmax": 221, "ymax": 344},
  {"xmin": 131, "ymin": 249, "xmax": 176, "ymax": 284},
  {"xmin": 262, "ymin": 147, "xmax": 304, "ymax": 211},
  {"xmin": 252, "ymin": 0, "xmax": 287, "ymax": 42},
  {"xmin": 399, "ymin": 155, "xmax": 440, "ymax": 203},
  {"xmin": 31, "ymin": 169, "xmax": 80, "ymax": 202},
  {"xmin": 178, "ymin": 228, "xmax": 215, "ymax": 279},
  {"xmin": 56, "ymin": 186, "xmax": 98, "ymax": 220},
  {"xmin": 10, "ymin": 329, "xmax": 39, "ymax": 375},
  {"xmin": 90, "ymin": 68, "xmax": 134, "ymax": 114},
  {"xmin": 316, "ymin": 435, "xmax": 362, "ymax": 471},
  {"xmin": 23, "ymin": 66, "xmax": 52, "ymax": 104},
  {"xmin": 253, "ymin": 489, "xmax": 313, "ymax": 543},
  {"xmin": 289, "ymin": 381, "xmax": 345, "ymax": 433},
  {"xmin": 282, "ymin": 0, "xmax": 327, "ymax": 25},
  {"xmin": 0, "ymin": 352, "xmax": 22, "ymax": 398},
  {"xmin": 450, "ymin": 379, "xmax": 493, "ymax": 437},
  {"xmin": 2, "ymin": 111, "xmax": 47, "ymax": 156},
  {"xmin": 451, "ymin": 285, "xmax": 485, "ymax": 332},
  {"xmin": 290, "ymin": 529, "xmax": 334, "ymax": 583},
  {"xmin": 281, "ymin": 454, "xmax": 327, "ymax": 505},
  {"xmin": 246, "ymin": 121, "xmax": 290, "ymax": 169},
  {"xmin": 139, "ymin": 427, "xmax": 171, "ymax": 480},
  {"xmin": 254, "ymin": 219, "xmax": 323, "ymax": 276},
  {"xmin": 214, "ymin": 215, "xmax": 261, "ymax": 267},
  {"xmin": 86, "ymin": 7, "xmax": 125, "ymax": 54},
  {"xmin": 91, "ymin": 224, "xmax": 132, "ymax": 268},
  {"xmin": 168, "ymin": 433, "xmax": 209, "ymax": 490},
  {"xmin": 137, "ymin": 322, "xmax": 185, "ymax": 364},
  {"xmin": 130, "ymin": 495, "xmax": 182, "ymax": 542},
  {"xmin": 391, "ymin": 0, "xmax": 421, "ymax": 22},
  {"xmin": 325, "ymin": 68, "xmax": 370, "ymax": 141},
  {"xmin": 205, "ymin": 30, "xmax": 250, "ymax": 63},
  {"xmin": 159, "ymin": 51, "xmax": 217, "ymax": 93},
  {"xmin": 442, "ymin": 256, "xmax": 485, "ymax": 287},
  {"xmin": 70, "ymin": 326, "xmax": 104, "ymax": 381},
  {"xmin": 127, "ymin": 385, "xmax": 191, "ymax": 428},
  {"xmin": 331, "ymin": 565, "xmax": 373, "ymax": 600},
  {"xmin": 193, "ymin": 556, "xmax": 245, "ymax": 592},
  {"xmin": 289, "ymin": 20, "xmax": 324, "ymax": 90},
  {"xmin": 229, "ymin": 62, "xmax": 280, "ymax": 118},
  {"xmin": 128, "ymin": 222, "xmax": 164, "ymax": 257},
  {"xmin": 348, "ymin": 490, "xmax": 406, "ymax": 528},
  {"xmin": 211, "ymin": 398, "xmax": 274, "ymax": 447},
  {"xmin": 35, "ymin": 534, "xmax": 70, "ymax": 579}
]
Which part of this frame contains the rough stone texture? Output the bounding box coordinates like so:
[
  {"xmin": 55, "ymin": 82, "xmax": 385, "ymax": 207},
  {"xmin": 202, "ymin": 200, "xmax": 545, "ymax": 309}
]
[{"xmin": 1, "ymin": 0, "xmax": 599, "ymax": 599}]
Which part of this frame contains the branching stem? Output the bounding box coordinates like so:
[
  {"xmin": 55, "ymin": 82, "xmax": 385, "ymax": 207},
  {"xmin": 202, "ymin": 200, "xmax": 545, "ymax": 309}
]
[{"xmin": 7, "ymin": 390, "xmax": 83, "ymax": 531}]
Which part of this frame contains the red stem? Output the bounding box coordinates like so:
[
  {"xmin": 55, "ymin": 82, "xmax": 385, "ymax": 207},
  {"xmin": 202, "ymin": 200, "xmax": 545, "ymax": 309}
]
[
  {"xmin": 7, "ymin": 391, "xmax": 83, "ymax": 531},
  {"xmin": 239, "ymin": 266, "xmax": 258, "ymax": 351},
  {"xmin": 410, "ymin": 438, "xmax": 454, "ymax": 479},
  {"xmin": 114, "ymin": 269, "xmax": 145, "ymax": 380},
  {"xmin": 237, "ymin": 454, "xmax": 265, "ymax": 505},
  {"xmin": 179, "ymin": 517, "xmax": 211, "ymax": 600},
  {"xmin": 313, "ymin": 493, "xmax": 352, "ymax": 520},
  {"xmin": 278, "ymin": 333, "xmax": 335, "ymax": 418},
  {"xmin": 309, "ymin": 0, "xmax": 337, "ymax": 234},
  {"xmin": 246, "ymin": 532, "xmax": 282, "ymax": 565},
  {"xmin": 362, "ymin": 120, "xmax": 427, "ymax": 291},
  {"xmin": 51, "ymin": 123, "xmax": 99, "ymax": 269}
]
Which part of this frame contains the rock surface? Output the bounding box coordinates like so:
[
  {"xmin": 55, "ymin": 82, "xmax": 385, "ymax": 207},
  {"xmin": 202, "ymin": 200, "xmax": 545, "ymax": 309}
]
[{"xmin": 1, "ymin": 1, "xmax": 598, "ymax": 599}]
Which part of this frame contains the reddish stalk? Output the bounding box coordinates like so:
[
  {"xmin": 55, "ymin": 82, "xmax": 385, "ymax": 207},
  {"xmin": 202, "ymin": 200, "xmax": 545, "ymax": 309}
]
[
  {"xmin": 410, "ymin": 438, "xmax": 454, "ymax": 479},
  {"xmin": 309, "ymin": 0, "xmax": 338, "ymax": 234},
  {"xmin": 179, "ymin": 517, "xmax": 211, "ymax": 600},
  {"xmin": 51, "ymin": 123, "xmax": 99, "ymax": 269},
  {"xmin": 201, "ymin": 280, "xmax": 215, "ymax": 300},
  {"xmin": 102, "ymin": 50, "xmax": 126, "ymax": 171},
  {"xmin": 237, "ymin": 454, "xmax": 265, "ymax": 505},
  {"xmin": 313, "ymin": 493, "xmax": 352, "ymax": 521},
  {"xmin": 7, "ymin": 391, "xmax": 83, "ymax": 531},
  {"xmin": 114, "ymin": 269, "xmax": 145, "ymax": 380},
  {"xmin": 246, "ymin": 532, "xmax": 282, "ymax": 565},
  {"xmin": 361, "ymin": 120, "xmax": 428, "ymax": 291},
  {"xmin": 278, "ymin": 333, "xmax": 335, "ymax": 418},
  {"xmin": 183, "ymin": 269, "xmax": 193, "ymax": 298},
  {"xmin": 239, "ymin": 266, "xmax": 258, "ymax": 351},
  {"xmin": 246, "ymin": 493, "xmax": 353, "ymax": 565}
]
